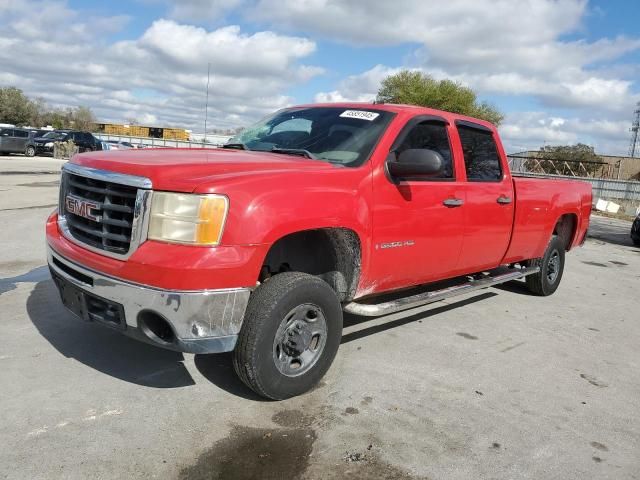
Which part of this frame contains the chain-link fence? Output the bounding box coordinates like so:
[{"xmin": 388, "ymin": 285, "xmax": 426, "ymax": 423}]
[
  {"xmin": 507, "ymin": 154, "xmax": 613, "ymax": 178},
  {"xmin": 95, "ymin": 133, "xmax": 232, "ymax": 149}
]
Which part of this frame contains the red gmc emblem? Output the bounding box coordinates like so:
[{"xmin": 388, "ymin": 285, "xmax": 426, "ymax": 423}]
[{"xmin": 65, "ymin": 194, "xmax": 100, "ymax": 222}]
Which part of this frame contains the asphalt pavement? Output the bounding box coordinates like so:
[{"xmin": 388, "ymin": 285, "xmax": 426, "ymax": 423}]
[{"xmin": 1, "ymin": 155, "xmax": 639, "ymax": 479}]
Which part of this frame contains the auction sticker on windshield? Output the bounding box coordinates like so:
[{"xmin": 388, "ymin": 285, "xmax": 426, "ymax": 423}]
[{"xmin": 339, "ymin": 110, "xmax": 380, "ymax": 121}]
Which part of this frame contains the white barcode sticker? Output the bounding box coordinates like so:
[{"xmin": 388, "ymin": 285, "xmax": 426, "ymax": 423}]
[{"xmin": 339, "ymin": 110, "xmax": 380, "ymax": 121}]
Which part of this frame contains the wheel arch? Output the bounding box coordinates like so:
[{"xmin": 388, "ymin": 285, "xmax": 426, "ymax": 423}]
[
  {"xmin": 259, "ymin": 227, "xmax": 362, "ymax": 302},
  {"xmin": 553, "ymin": 212, "xmax": 579, "ymax": 251}
]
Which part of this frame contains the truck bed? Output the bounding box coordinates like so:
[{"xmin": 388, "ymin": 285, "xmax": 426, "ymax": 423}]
[{"xmin": 503, "ymin": 176, "xmax": 592, "ymax": 264}]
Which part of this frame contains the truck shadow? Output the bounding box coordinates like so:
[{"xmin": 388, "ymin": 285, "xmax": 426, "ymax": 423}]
[
  {"xmin": 194, "ymin": 353, "xmax": 266, "ymax": 401},
  {"xmin": 341, "ymin": 292, "xmax": 498, "ymax": 343},
  {"xmin": 492, "ymin": 279, "xmax": 535, "ymax": 295},
  {"xmin": 27, "ymin": 277, "xmax": 195, "ymax": 389}
]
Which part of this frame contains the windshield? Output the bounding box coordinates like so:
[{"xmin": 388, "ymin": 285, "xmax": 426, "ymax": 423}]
[
  {"xmin": 228, "ymin": 107, "xmax": 394, "ymax": 166},
  {"xmin": 42, "ymin": 131, "xmax": 67, "ymax": 140}
]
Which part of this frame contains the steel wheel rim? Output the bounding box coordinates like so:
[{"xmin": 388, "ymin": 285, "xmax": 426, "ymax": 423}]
[
  {"xmin": 547, "ymin": 249, "xmax": 560, "ymax": 284},
  {"xmin": 272, "ymin": 303, "xmax": 328, "ymax": 377}
]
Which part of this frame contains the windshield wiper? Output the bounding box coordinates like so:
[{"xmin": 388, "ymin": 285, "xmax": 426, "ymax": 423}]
[
  {"xmin": 270, "ymin": 147, "xmax": 317, "ymax": 159},
  {"xmin": 221, "ymin": 143, "xmax": 247, "ymax": 150}
]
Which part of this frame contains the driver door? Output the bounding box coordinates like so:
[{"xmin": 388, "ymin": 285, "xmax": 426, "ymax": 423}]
[{"xmin": 369, "ymin": 117, "xmax": 466, "ymax": 293}]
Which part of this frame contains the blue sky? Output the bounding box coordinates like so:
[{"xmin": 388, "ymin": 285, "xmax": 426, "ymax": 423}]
[{"xmin": 1, "ymin": 0, "xmax": 639, "ymax": 154}]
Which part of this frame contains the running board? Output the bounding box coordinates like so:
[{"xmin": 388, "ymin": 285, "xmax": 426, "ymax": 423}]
[{"xmin": 343, "ymin": 266, "xmax": 540, "ymax": 317}]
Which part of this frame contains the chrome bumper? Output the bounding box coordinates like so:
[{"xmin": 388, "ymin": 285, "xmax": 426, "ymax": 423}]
[{"xmin": 47, "ymin": 246, "xmax": 250, "ymax": 354}]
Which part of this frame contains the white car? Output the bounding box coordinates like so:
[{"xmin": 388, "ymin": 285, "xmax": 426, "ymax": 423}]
[{"xmin": 106, "ymin": 140, "xmax": 135, "ymax": 150}]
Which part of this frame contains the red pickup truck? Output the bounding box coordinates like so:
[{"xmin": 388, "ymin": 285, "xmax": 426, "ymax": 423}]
[{"xmin": 46, "ymin": 103, "xmax": 591, "ymax": 399}]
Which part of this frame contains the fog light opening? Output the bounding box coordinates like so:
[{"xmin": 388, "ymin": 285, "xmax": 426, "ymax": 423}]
[{"xmin": 138, "ymin": 311, "xmax": 176, "ymax": 345}]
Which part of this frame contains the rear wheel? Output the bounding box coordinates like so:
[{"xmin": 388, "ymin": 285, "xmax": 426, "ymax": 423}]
[
  {"xmin": 233, "ymin": 272, "xmax": 342, "ymax": 400},
  {"xmin": 525, "ymin": 235, "xmax": 565, "ymax": 296},
  {"xmin": 25, "ymin": 146, "xmax": 36, "ymax": 157}
]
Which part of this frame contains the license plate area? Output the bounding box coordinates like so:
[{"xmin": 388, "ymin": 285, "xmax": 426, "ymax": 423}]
[{"xmin": 51, "ymin": 268, "xmax": 126, "ymax": 330}]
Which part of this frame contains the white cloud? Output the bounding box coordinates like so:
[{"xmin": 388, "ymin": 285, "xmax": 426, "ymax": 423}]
[
  {"xmin": 254, "ymin": 0, "xmax": 640, "ymax": 113},
  {"xmin": 0, "ymin": 1, "xmax": 321, "ymax": 131},
  {"xmin": 287, "ymin": 0, "xmax": 640, "ymax": 155},
  {"xmin": 1, "ymin": 0, "xmax": 638, "ymax": 155},
  {"xmin": 500, "ymin": 112, "xmax": 632, "ymax": 155},
  {"xmin": 315, "ymin": 64, "xmax": 400, "ymax": 103}
]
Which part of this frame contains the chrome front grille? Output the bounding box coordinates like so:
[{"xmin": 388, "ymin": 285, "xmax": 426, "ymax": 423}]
[{"xmin": 58, "ymin": 163, "xmax": 152, "ymax": 259}]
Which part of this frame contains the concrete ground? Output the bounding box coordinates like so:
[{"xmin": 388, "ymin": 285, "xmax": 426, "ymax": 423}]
[{"xmin": 1, "ymin": 155, "xmax": 639, "ymax": 480}]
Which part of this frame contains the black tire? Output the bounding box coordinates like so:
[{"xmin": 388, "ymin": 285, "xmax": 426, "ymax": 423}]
[
  {"xmin": 631, "ymin": 218, "xmax": 640, "ymax": 247},
  {"xmin": 233, "ymin": 272, "xmax": 343, "ymax": 400},
  {"xmin": 525, "ymin": 235, "xmax": 565, "ymax": 296},
  {"xmin": 25, "ymin": 146, "xmax": 36, "ymax": 157}
]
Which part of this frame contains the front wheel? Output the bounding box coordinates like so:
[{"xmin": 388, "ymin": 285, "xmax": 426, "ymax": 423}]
[
  {"xmin": 233, "ymin": 272, "xmax": 343, "ymax": 400},
  {"xmin": 25, "ymin": 146, "xmax": 36, "ymax": 157},
  {"xmin": 525, "ymin": 235, "xmax": 565, "ymax": 296}
]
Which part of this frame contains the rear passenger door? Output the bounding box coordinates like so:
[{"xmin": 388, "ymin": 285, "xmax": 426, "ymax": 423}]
[
  {"xmin": 455, "ymin": 121, "xmax": 514, "ymax": 273},
  {"xmin": 14, "ymin": 129, "xmax": 29, "ymax": 152}
]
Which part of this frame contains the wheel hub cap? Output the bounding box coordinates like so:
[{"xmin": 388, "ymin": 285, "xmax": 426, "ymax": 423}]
[
  {"xmin": 273, "ymin": 304, "xmax": 328, "ymax": 377},
  {"xmin": 547, "ymin": 250, "xmax": 560, "ymax": 284}
]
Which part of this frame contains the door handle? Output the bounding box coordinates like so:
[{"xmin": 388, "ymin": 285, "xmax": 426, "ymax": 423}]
[
  {"xmin": 497, "ymin": 196, "xmax": 512, "ymax": 205},
  {"xmin": 443, "ymin": 198, "xmax": 464, "ymax": 207}
]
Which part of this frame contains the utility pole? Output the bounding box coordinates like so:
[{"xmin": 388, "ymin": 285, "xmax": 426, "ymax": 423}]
[
  {"xmin": 630, "ymin": 101, "xmax": 640, "ymax": 158},
  {"xmin": 203, "ymin": 62, "xmax": 210, "ymax": 145},
  {"xmin": 622, "ymin": 101, "xmax": 640, "ymax": 179}
]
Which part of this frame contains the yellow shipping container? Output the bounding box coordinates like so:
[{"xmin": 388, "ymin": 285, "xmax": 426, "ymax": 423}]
[{"xmin": 95, "ymin": 123, "xmax": 189, "ymax": 141}]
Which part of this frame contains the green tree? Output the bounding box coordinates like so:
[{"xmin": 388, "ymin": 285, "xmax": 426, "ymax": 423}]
[
  {"xmin": 71, "ymin": 106, "xmax": 97, "ymax": 131},
  {"xmin": 28, "ymin": 97, "xmax": 50, "ymax": 127},
  {"xmin": 376, "ymin": 70, "xmax": 504, "ymax": 125},
  {"xmin": 0, "ymin": 87, "xmax": 36, "ymax": 125},
  {"xmin": 530, "ymin": 143, "xmax": 605, "ymax": 177}
]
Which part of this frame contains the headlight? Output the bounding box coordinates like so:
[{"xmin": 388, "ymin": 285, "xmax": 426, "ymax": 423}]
[
  {"xmin": 45, "ymin": 142, "xmax": 53, "ymax": 147},
  {"xmin": 148, "ymin": 192, "xmax": 228, "ymax": 246}
]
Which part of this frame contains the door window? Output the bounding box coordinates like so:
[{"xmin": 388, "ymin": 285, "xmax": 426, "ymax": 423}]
[
  {"xmin": 457, "ymin": 125, "xmax": 502, "ymax": 181},
  {"xmin": 1, "ymin": 129, "xmax": 14, "ymax": 137},
  {"xmin": 15, "ymin": 130, "xmax": 29, "ymax": 138},
  {"xmin": 396, "ymin": 122, "xmax": 454, "ymax": 179}
]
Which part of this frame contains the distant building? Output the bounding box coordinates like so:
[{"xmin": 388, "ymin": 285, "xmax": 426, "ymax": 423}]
[{"xmin": 94, "ymin": 123, "xmax": 190, "ymax": 141}]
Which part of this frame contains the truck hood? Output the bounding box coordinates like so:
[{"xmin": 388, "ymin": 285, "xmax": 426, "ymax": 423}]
[{"xmin": 70, "ymin": 148, "xmax": 338, "ymax": 192}]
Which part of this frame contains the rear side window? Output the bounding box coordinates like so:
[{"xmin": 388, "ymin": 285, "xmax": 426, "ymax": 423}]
[
  {"xmin": 457, "ymin": 125, "xmax": 502, "ymax": 181},
  {"xmin": 15, "ymin": 130, "xmax": 29, "ymax": 138},
  {"xmin": 396, "ymin": 122, "xmax": 453, "ymax": 179}
]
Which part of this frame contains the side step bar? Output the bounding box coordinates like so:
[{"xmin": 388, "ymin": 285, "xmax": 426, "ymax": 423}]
[{"xmin": 343, "ymin": 266, "xmax": 540, "ymax": 317}]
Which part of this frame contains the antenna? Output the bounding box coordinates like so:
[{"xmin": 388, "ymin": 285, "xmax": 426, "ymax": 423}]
[
  {"xmin": 203, "ymin": 62, "xmax": 210, "ymax": 145},
  {"xmin": 630, "ymin": 101, "xmax": 640, "ymax": 158}
]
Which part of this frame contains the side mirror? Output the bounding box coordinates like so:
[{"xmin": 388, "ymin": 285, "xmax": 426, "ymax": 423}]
[{"xmin": 387, "ymin": 148, "xmax": 444, "ymax": 178}]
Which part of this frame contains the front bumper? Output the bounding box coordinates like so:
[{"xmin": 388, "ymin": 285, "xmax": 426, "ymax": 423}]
[
  {"xmin": 47, "ymin": 246, "xmax": 251, "ymax": 354},
  {"xmin": 35, "ymin": 144, "xmax": 53, "ymax": 154}
]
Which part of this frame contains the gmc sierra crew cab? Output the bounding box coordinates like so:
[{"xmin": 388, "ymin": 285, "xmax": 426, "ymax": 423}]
[{"xmin": 46, "ymin": 103, "xmax": 592, "ymax": 399}]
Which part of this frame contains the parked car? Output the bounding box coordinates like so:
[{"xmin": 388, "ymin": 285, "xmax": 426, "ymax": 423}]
[
  {"xmin": 97, "ymin": 141, "xmax": 112, "ymax": 151},
  {"xmin": 0, "ymin": 127, "xmax": 47, "ymax": 155},
  {"xmin": 27, "ymin": 130, "xmax": 99, "ymax": 156},
  {"xmin": 106, "ymin": 140, "xmax": 135, "ymax": 150},
  {"xmin": 632, "ymin": 213, "xmax": 640, "ymax": 246},
  {"xmin": 46, "ymin": 103, "xmax": 592, "ymax": 399}
]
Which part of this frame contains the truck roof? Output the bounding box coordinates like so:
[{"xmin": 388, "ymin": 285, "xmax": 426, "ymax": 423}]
[{"xmin": 293, "ymin": 102, "xmax": 498, "ymax": 131}]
